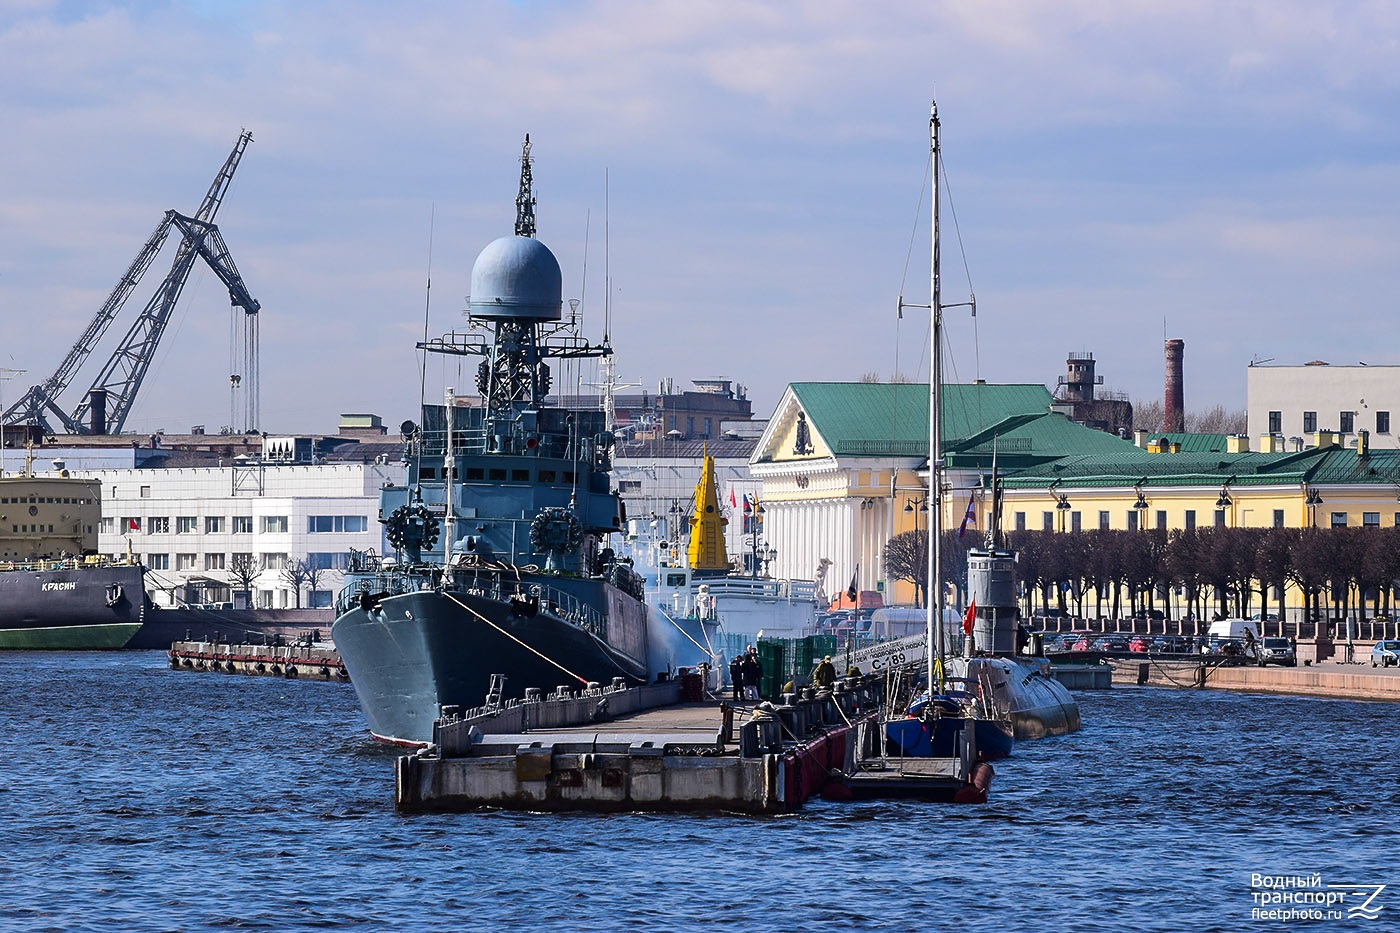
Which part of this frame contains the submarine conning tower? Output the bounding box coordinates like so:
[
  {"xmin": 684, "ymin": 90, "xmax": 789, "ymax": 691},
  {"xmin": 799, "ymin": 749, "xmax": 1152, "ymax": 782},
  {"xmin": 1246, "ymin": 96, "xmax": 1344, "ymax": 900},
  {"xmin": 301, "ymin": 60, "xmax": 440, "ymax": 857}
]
[{"xmin": 966, "ymin": 547, "xmax": 1020, "ymax": 655}]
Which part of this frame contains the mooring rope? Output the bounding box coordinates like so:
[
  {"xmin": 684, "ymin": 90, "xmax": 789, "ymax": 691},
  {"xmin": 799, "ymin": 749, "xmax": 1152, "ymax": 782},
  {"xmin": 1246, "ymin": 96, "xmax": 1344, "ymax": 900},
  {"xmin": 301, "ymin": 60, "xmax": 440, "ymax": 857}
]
[{"xmin": 441, "ymin": 590, "xmax": 588, "ymax": 686}]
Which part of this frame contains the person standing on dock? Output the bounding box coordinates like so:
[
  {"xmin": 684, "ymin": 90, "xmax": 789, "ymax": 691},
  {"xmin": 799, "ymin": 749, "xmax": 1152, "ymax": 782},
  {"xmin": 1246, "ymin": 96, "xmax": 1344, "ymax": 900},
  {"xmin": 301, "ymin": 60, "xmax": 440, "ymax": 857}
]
[
  {"xmin": 812, "ymin": 655, "xmax": 836, "ymax": 690},
  {"xmin": 728, "ymin": 654, "xmax": 743, "ymax": 701},
  {"xmin": 741, "ymin": 646, "xmax": 762, "ymax": 701}
]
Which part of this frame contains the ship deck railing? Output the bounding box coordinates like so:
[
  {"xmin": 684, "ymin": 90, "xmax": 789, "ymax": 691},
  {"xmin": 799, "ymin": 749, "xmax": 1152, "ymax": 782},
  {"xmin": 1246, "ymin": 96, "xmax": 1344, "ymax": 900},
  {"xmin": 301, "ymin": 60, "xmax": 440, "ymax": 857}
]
[
  {"xmin": 0, "ymin": 554, "xmax": 142, "ymax": 573},
  {"xmin": 698, "ymin": 576, "xmax": 820, "ymax": 601},
  {"xmin": 335, "ymin": 565, "xmax": 609, "ymax": 639}
]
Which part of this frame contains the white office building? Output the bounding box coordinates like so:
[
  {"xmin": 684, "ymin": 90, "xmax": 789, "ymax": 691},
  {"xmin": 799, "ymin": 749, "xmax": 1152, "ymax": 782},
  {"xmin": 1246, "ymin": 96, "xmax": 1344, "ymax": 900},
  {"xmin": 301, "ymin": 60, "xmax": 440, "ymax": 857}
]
[
  {"xmin": 1247, "ymin": 362, "xmax": 1400, "ymax": 450},
  {"xmin": 79, "ymin": 460, "xmax": 396, "ymax": 609}
]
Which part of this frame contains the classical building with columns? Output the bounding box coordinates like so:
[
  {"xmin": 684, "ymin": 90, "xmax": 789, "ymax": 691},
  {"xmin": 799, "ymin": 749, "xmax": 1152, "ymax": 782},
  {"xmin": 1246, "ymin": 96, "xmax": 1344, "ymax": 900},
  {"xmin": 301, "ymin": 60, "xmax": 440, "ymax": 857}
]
[{"xmin": 749, "ymin": 382, "xmax": 1134, "ymax": 607}]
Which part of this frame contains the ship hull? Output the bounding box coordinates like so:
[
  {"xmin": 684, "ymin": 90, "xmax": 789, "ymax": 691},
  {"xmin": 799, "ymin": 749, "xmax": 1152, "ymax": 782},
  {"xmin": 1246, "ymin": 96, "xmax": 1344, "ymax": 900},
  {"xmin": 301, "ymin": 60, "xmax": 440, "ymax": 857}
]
[
  {"xmin": 951, "ymin": 656, "xmax": 1082, "ymax": 741},
  {"xmin": 0, "ymin": 563, "xmax": 146, "ymax": 650},
  {"xmin": 332, "ymin": 584, "xmax": 650, "ymax": 745}
]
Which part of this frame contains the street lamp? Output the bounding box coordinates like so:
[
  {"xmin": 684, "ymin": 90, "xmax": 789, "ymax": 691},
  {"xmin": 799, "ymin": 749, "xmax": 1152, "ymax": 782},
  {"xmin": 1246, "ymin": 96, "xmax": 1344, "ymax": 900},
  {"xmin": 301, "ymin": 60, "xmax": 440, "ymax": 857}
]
[
  {"xmin": 744, "ymin": 495, "xmax": 767, "ymax": 578},
  {"xmin": 904, "ymin": 494, "xmax": 929, "ymax": 534},
  {"xmin": 1304, "ymin": 485, "xmax": 1323, "ymax": 529}
]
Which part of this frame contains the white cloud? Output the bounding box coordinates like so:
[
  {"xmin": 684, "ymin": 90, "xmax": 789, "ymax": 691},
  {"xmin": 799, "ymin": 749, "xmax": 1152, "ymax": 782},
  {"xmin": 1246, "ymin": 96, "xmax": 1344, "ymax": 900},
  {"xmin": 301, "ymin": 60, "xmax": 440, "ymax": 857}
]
[{"xmin": 3, "ymin": 0, "xmax": 1400, "ymax": 433}]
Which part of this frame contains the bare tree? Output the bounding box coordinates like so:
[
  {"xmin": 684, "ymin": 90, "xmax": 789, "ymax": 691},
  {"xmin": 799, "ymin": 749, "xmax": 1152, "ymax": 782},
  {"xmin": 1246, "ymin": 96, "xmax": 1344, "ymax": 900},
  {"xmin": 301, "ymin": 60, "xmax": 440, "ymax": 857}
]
[
  {"xmin": 1133, "ymin": 399, "xmax": 1247, "ymax": 435},
  {"xmin": 883, "ymin": 530, "xmax": 927, "ymax": 607},
  {"xmin": 304, "ymin": 560, "xmax": 326, "ymax": 608},
  {"xmin": 280, "ymin": 559, "xmax": 310, "ymax": 609},
  {"xmin": 228, "ymin": 554, "xmax": 260, "ymax": 608},
  {"xmin": 1187, "ymin": 404, "xmax": 1247, "ymax": 434},
  {"xmin": 1132, "ymin": 398, "xmax": 1165, "ymax": 434}
]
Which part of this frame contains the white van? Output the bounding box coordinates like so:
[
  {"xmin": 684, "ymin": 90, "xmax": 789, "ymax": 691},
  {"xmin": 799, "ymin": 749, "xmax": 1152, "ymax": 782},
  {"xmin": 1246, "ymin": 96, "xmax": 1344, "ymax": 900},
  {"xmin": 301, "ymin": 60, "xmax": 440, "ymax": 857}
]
[{"xmin": 1207, "ymin": 618, "xmax": 1259, "ymax": 641}]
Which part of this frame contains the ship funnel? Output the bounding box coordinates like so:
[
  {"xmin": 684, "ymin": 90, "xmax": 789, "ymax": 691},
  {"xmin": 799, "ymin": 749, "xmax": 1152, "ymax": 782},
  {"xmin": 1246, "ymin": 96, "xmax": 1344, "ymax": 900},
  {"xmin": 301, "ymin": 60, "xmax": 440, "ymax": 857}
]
[
  {"xmin": 966, "ymin": 547, "xmax": 1021, "ymax": 655},
  {"xmin": 88, "ymin": 388, "xmax": 108, "ymax": 435}
]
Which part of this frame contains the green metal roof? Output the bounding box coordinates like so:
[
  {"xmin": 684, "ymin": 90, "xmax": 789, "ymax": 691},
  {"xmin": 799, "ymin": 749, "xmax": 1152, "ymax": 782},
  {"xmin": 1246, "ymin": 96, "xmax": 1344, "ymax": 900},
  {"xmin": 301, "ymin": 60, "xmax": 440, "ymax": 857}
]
[
  {"xmin": 1000, "ymin": 447, "xmax": 1400, "ymax": 490},
  {"xmin": 787, "ymin": 382, "xmax": 1055, "ymax": 457},
  {"xmin": 1149, "ymin": 432, "xmax": 1232, "ymax": 453},
  {"xmin": 785, "ymin": 381, "xmax": 1139, "ymax": 466}
]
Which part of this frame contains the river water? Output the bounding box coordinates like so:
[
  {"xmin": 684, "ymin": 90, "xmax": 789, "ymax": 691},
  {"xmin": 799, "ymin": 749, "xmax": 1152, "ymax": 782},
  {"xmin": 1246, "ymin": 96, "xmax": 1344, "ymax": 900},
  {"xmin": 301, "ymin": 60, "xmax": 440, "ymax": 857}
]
[{"xmin": 1, "ymin": 651, "xmax": 1395, "ymax": 931}]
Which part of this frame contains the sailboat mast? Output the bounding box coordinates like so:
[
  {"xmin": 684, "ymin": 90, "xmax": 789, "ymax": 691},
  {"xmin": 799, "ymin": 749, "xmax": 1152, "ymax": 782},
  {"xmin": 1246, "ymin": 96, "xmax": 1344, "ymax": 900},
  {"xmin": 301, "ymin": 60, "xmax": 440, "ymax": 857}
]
[{"xmin": 928, "ymin": 101, "xmax": 944, "ymax": 694}]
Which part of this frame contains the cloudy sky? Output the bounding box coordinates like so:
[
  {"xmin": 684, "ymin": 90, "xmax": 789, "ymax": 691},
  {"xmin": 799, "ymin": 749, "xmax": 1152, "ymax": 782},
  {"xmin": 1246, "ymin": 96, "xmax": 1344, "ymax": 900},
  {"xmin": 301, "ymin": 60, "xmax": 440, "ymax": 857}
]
[{"xmin": 2, "ymin": 0, "xmax": 1398, "ymax": 437}]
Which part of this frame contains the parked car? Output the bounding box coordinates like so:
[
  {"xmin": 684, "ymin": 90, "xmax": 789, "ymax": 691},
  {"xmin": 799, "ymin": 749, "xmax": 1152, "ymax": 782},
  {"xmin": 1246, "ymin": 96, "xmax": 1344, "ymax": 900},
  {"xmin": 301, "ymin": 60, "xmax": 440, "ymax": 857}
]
[
  {"xmin": 1255, "ymin": 637, "xmax": 1296, "ymax": 667},
  {"xmin": 1098, "ymin": 636, "xmax": 1130, "ymax": 653},
  {"xmin": 1128, "ymin": 635, "xmax": 1151, "ymax": 653},
  {"xmin": 1153, "ymin": 635, "xmax": 1189, "ymax": 653},
  {"xmin": 1372, "ymin": 640, "xmax": 1400, "ymax": 668}
]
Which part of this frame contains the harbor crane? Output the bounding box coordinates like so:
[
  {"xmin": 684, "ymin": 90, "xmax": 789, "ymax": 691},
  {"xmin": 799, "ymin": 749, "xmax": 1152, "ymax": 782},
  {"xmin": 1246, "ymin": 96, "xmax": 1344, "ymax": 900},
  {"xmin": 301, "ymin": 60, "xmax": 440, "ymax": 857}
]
[{"xmin": 3, "ymin": 130, "xmax": 261, "ymax": 436}]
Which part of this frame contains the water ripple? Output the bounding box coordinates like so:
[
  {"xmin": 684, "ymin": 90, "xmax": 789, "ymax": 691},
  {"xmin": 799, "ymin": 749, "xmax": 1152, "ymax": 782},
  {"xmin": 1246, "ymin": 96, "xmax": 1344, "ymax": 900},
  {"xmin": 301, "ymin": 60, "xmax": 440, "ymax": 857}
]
[{"xmin": 2, "ymin": 651, "xmax": 1398, "ymax": 932}]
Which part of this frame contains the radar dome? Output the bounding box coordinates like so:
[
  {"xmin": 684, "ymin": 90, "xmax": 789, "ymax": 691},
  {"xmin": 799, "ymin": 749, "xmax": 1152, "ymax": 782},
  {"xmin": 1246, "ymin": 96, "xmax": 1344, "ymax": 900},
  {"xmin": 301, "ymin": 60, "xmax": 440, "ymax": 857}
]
[{"xmin": 468, "ymin": 235, "xmax": 562, "ymax": 321}]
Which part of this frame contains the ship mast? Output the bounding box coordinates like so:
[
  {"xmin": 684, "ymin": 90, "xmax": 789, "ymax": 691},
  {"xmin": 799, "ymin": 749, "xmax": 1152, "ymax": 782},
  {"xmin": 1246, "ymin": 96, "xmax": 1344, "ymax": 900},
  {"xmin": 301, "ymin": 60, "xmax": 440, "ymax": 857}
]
[{"xmin": 927, "ymin": 101, "xmax": 944, "ymax": 696}]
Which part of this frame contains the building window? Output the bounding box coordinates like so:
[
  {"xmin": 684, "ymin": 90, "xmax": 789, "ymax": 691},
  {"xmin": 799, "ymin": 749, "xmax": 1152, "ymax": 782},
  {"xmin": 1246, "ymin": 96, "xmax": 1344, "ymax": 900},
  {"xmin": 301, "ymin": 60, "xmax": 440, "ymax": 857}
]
[
  {"xmin": 1126, "ymin": 511, "xmax": 1138, "ymax": 531},
  {"xmin": 1185, "ymin": 510, "xmax": 1196, "ymax": 531},
  {"xmin": 176, "ymin": 516, "xmax": 197, "ymax": 534},
  {"xmin": 1340, "ymin": 411, "xmax": 1354, "ymax": 433},
  {"xmin": 1042, "ymin": 511, "xmax": 1053, "ymax": 531},
  {"xmin": 100, "ymin": 517, "xmax": 114, "ymax": 535},
  {"xmin": 703, "ymin": 417, "xmax": 712, "ymax": 438},
  {"xmin": 1070, "ymin": 511, "xmax": 1081, "ymax": 533},
  {"xmin": 1214, "ymin": 509, "xmax": 1226, "ymax": 528},
  {"xmin": 231, "ymin": 552, "xmax": 255, "ymax": 570},
  {"xmin": 1155, "ymin": 510, "xmax": 1167, "ymax": 531},
  {"xmin": 1098, "ymin": 510, "xmax": 1110, "ymax": 531},
  {"xmin": 1273, "ymin": 509, "xmax": 1284, "ymax": 528},
  {"xmin": 307, "ymin": 515, "xmax": 369, "ymax": 533},
  {"xmin": 1014, "ymin": 511, "xmax": 1026, "ymax": 532},
  {"xmin": 1378, "ymin": 411, "xmax": 1391, "ymax": 434},
  {"xmin": 260, "ymin": 552, "xmax": 289, "ymax": 570},
  {"xmin": 147, "ymin": 516, "xmax": 170, "ymax": 534},
  {"xmin": 122, "ymin": 517, "xmax": 141, "ymax": 533},
  {"xmin": 206, "ymin": 516, "xmax": 224, "ymax": 534},
  {"xmin": 618, "ymin": 480, "xmax": 642, "ymax": 493},
  {"xmin": 1364, "ymin": 512, "xmax": 1380, "ymax": 527},
  {"xmin": 308, "ymin": 552, "xmax": 350, "ymax": 570},
  {"xmin": 147, "ymin": 553, "xmax": 169, "ymax": 570},
  {"xmin": 205, "ymin": 553, "xmax": 226, "ymax": 570},
  {"xmin": 1330, "ymin": 512, "xmax": 1347, "ymax": 528},
  {"xmin": 232, "ymin": 516, "xmax": 254, "ymax": 534},
  {"xmin": 140, "ymin": 485, "xmax": 151, "ymax": 498},
  {"xmin": 261, "ymin": 516, "xmax": 288, "ymax": 534},
  {"xmin": 1267, "ymin": 411, "xmax": 1281, "ymax": 434},
  {"xmin": 176, "ymin": 553, "xmax": 197, "ymax": 570},
  {"xmin": 1303, "ymin": 411, "xmax": 1317, "ymax": 433}
]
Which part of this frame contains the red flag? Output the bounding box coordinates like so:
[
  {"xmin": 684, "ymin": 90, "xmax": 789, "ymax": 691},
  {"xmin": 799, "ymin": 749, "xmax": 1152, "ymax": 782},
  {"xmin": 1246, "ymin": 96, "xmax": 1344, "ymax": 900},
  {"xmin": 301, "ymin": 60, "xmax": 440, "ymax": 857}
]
[
  {"xmin": 127, "ymin": 518, "xmax": 139, "ymax": 532},
  {"xmin": 957, "ymin": 494, "xmax": 976, "ymax": 539},
  {"xmin": 962, "ymin": 599, "xmax": 976, "ymax": 636},
  {"xmin": 729, "ymin": 488, "xmax": 737, "ymax": 508}
]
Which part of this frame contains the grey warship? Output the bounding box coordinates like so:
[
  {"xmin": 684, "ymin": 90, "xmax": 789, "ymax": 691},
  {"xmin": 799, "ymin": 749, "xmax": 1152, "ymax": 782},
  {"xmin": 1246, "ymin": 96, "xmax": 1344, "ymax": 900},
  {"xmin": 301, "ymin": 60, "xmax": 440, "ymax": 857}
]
[{"xmin": 331, "ymin": 138, "xmax": 649, "ymax": 744}]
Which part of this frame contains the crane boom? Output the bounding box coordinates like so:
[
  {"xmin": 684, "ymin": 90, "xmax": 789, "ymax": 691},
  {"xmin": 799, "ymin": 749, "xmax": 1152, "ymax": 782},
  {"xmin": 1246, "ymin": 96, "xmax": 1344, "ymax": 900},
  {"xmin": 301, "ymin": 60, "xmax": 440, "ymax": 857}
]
[
  {"xmin": 70, "ymin": 211, "xmax": 260, "ymax": 434},
  {"xmin": 2, "ymin": 130, "xmax": 255, "ymax": 436}
]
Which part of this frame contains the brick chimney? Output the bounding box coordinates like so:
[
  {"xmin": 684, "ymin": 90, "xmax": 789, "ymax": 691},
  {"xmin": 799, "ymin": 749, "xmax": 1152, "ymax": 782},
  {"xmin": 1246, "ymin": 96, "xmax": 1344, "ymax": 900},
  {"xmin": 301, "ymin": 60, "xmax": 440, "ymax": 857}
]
[{"xmin": 1164, "ymin": 339, "xmax": 1184, "ymax": 432}]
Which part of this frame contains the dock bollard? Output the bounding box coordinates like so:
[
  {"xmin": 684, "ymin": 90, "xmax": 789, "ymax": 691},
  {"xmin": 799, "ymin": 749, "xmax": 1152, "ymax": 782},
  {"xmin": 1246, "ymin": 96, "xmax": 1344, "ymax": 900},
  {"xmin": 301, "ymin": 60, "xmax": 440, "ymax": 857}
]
[{"xmin": 719, "ymin": 703, "xmax": 734, "ymax": 745}]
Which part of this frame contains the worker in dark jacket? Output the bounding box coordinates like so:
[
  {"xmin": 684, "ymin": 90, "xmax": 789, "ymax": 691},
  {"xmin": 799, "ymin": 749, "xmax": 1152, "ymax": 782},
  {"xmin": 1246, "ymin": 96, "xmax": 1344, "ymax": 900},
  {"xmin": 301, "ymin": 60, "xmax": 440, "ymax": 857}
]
[
  {"xmin": 728, "ymin": 654, "xmax": 743, "ymax": 701},
  {"xmin": 741, "ymin": 646, "xmax": 762, "ymax": 701}
]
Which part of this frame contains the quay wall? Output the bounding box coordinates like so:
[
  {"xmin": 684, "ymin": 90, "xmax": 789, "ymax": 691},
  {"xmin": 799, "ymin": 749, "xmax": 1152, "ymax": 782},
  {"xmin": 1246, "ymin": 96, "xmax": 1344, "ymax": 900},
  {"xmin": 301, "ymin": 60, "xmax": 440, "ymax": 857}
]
[{"xmin": 1110, "ymin": 659, "xmax": 1400, "ymax": 701}]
